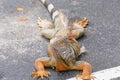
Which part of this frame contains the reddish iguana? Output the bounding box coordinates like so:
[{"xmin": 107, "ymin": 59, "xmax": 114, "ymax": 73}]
[{"xmin": 32, "ymin": 0, "xmax": 94, "ymax": 80}]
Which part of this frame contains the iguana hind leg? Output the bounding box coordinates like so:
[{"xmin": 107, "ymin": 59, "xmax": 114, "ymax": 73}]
[
  {"xmin": 73, "ymin": 61, "xmax": 94, "ymax": 80},
  {"xmin": 41, "ymin": 29, "xmax": 57, "ymax": 39},
  {"xmin": 38, "ymin": 17, "xmax": 53, "ymax": 29},
  {"xmin": 70, "ymin": 17, "xmax": 88, "ymax": 39},
  {"xmin": 37, "ymin": 17, "xmax": 57, "ymax": 39},
  {"xmin": 73, "ymin": 17, "xmax": 88, "ymax": 28}
]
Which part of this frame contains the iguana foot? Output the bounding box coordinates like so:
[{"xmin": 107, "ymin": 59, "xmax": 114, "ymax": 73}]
[
  {"xmin": 32, "ymin": 70, "xmax": 50, "ymax": 79},
  {"xmin": 37, "ymin": 17, "xmax": 52, "ymax": 29},
  {"xmin": 73, "ymin": 17, "xmax": 88, "ymax": 28},
  {"xmin": 76, "ymin": 74, "xmax": 94, "ymax": 80}
]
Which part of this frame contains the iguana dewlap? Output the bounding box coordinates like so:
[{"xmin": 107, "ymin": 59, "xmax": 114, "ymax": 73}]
[{"xmin": 32, "ymin": 0, "xmax": 94, "ymax": 80}]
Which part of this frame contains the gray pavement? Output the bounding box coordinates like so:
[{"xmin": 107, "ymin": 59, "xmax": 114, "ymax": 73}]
[{"xmin": 0, "ymin": 0, "xmax": 120, "ymax": 80}]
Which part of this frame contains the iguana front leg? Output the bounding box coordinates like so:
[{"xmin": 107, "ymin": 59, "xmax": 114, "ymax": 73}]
[
  {"xmin": 73, "ymin": 61, "xmax": 94, "ymax": 80},
  {"xmin": 32, "ymin": 57, "xmax": 54, "ymax": 79}
]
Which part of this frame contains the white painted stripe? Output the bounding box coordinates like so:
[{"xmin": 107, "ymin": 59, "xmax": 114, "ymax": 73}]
[
  {"xmin": 48, "ymin": 4, "xmax": 54, "ymax": 13},
  {"xmin": 52, "ymin": 10, "xmax": 58, "ymax": 20},
  {"xmin": 66, "ymin": 66, "xmax": 120, "ymax": 80},
  {"xmin": 41, "ymin": 0, "xmax": 45, "ymax": 4}
]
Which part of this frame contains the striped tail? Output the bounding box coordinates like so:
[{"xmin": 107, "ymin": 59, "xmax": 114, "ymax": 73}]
[{"xmin": 40, "ymin": 0, "xmax": 59, "ymax": 21}]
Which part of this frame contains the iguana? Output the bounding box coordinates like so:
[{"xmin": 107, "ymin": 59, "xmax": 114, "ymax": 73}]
[{"xmin": 32, "ymin": 0, "xmax": 94, "ymax": 80}]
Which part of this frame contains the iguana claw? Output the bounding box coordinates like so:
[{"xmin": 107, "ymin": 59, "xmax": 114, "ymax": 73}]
[
  {"xmin": 38, "ymin": 17, "xmax": 52, "ymax": 29},
  {"xmin": 76, "ymin": 74, "xmax": 94, "ymax": 80},
  {"xmin": 32, "ymin": 70, "xmax": 51, "ymax": 79}
]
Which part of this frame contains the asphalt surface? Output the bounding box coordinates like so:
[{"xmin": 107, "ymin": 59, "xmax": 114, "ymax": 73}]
[{"xmin": 0, "ymin": 0, "xmax": 120, "ymax": 80}]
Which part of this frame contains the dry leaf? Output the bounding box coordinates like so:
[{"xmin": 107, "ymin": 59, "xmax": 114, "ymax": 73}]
[
  {"xmin": 19, "ymin": 18, "xmax": 28, "ymax": 22},
  {"xmin": 16, "ymin": 8, "xmax": 24, "ymax": 11}
]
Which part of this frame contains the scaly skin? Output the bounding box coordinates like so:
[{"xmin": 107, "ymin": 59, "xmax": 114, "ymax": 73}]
[{"xmin": 32, "ymin": 10, "xmax": 94, "ymax": 80}]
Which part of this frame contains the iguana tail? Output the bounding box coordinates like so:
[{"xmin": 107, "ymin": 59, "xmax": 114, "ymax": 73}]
[
  {"xmin": 40, "ymin": 0, "xmax": 59, "ymax": 21},
  {"xmin": 39, "ymin": 0, "xmax": 68, "ymax": 29}
]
